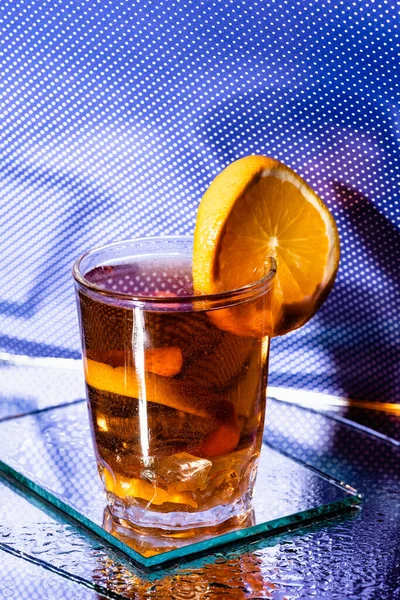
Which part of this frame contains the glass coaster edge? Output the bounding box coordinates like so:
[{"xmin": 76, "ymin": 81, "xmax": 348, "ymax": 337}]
[
  {"xmin": 0, "ymin": 453, "xmax": 361, "ymax": 569},
  {"xmin": 263, "ymin": 440, "xmax": 362, "ymax": 497},
  {"xmin": 0, "ymin": 458, "xmax": 149, "ymax": 567},
  {"xmin": 144, "ymin": 492, "xmax": 361, "ymax": 568}
]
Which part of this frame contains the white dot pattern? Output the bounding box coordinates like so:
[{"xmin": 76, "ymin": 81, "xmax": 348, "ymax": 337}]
[
  {"xmin": 86, "ymin": 263, "xmax": 193, "ymax": 296},
  {"xmin": 0, "ymin": 0, "xmax": 398, "ymax": 404}
]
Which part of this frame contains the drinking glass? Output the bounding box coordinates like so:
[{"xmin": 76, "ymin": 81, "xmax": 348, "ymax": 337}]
[{"xmin": 73, "ymin": 236, "xmax": 276, "ymax": 535}]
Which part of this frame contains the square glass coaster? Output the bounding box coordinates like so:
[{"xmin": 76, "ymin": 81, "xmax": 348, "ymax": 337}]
[{"xmin": 0, "ymin": 400, "xmax": 361, "ymax": 568}]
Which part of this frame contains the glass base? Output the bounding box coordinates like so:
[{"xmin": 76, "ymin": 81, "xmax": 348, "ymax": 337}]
[
  {"xmin": 104, "ymin": 507, "xmax": 255, "ymax": 557},
  {"xmin": 107, "ymin": 489, "xmax": 253, "ymax": 532}
]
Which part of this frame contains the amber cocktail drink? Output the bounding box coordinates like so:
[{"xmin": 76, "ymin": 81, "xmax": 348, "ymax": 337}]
[{"xmin": 73, "ymin": 236, "xmax": 275, "ymax": 532}]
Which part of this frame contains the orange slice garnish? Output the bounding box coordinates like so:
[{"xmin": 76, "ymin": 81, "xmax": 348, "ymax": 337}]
[{"xmin": 193, "ymin": 155, "xmax": 340, "ymax": 336}]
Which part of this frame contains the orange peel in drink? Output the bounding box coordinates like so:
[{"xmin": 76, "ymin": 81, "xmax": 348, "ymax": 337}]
[{"xmin": 103, "ymin": 468, "xmax": 198, "ymax": 508}]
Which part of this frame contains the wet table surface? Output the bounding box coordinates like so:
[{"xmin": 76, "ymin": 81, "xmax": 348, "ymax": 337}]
[
  {"xmin": 0, "ymin": 0, "xmax": 398, "ymax": 596},
  {"xmin": 0, "ymin": 362, "xmax": 399, "ymax": 600}
]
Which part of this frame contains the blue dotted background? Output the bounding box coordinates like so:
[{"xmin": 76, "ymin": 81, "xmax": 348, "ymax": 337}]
[{"xmin": 0, "ymin": 0, "xmax": 398, "ymax": 404}]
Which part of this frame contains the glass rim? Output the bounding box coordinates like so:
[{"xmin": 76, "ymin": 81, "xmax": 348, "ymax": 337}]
[{"xmin": 72, "ymin": 235, "xmax": 277, "ymax": 304}]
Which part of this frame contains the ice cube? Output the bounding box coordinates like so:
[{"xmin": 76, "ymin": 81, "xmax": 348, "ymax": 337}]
[
  {"xmin": 208, "ymin": 446, "xmax": 255, "ymax": 476},
  {"xmin": 157, "ymin": 452, "xmax": 212, "ymax": 493}
]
